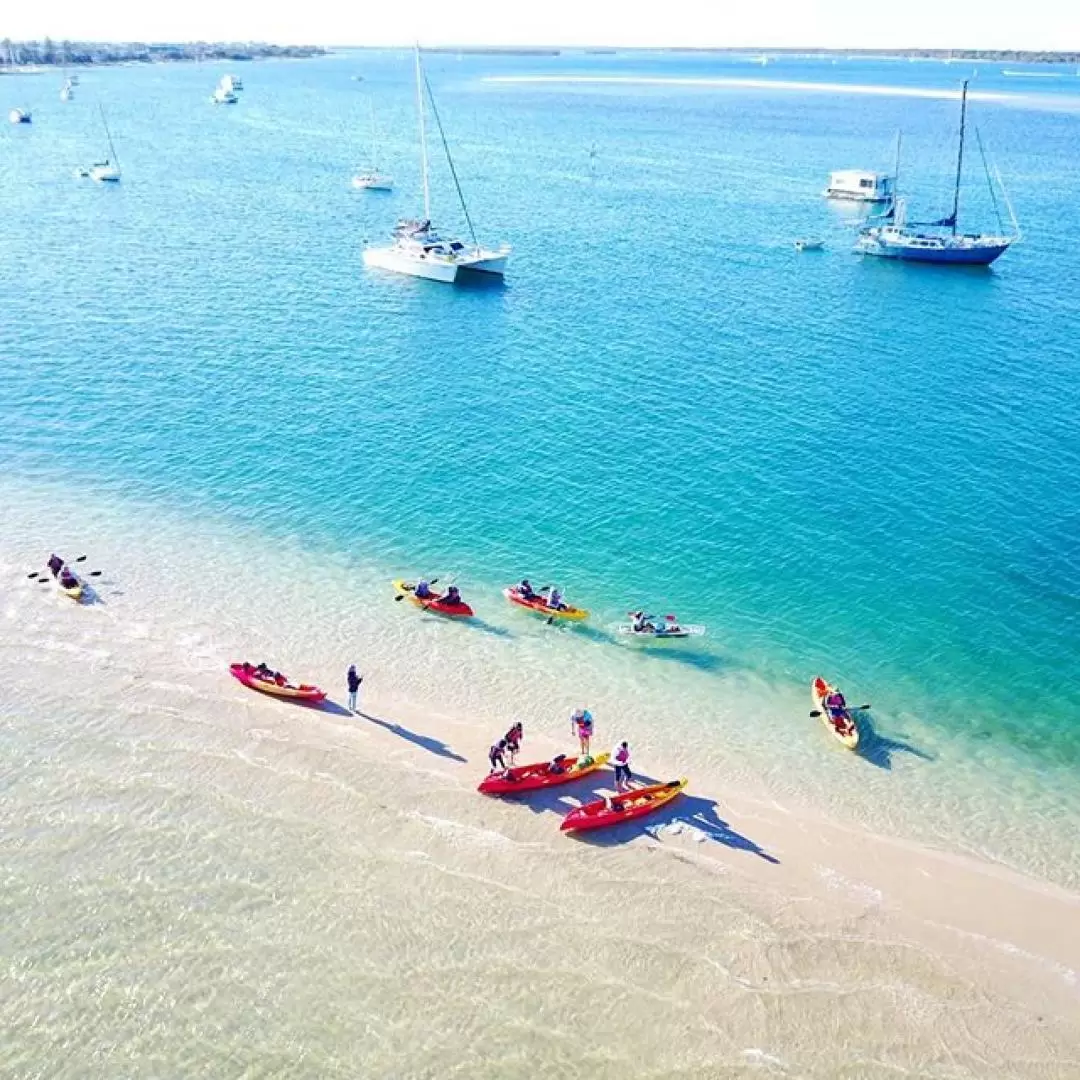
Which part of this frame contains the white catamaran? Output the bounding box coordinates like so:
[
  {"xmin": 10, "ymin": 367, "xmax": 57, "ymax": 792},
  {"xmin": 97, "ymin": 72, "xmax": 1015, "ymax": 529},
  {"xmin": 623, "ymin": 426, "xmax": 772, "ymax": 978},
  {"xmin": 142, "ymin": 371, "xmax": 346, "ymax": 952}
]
[
  {"xmin": 363, "ymin": 46, "xmax": 510, "ymax": 284},
  {"xmin": 855, "ymin": 81, "xmax": 1019, "ymax": 266}
]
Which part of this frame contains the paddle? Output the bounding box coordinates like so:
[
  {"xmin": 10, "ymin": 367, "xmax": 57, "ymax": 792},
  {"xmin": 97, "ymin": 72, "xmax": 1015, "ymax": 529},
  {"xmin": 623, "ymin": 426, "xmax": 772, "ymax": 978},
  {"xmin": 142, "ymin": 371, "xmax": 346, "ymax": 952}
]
[{"xmin": 394, "ymin": 577, "xmax": 438, "ymax": 601}]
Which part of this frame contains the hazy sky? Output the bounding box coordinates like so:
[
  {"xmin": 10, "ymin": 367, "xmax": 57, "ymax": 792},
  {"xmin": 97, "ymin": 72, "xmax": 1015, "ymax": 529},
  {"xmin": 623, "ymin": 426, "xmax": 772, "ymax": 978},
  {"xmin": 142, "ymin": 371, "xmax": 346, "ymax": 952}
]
[{"xmin": 4, "ymin": 0, "xmax": 1078, "ymax": 50}]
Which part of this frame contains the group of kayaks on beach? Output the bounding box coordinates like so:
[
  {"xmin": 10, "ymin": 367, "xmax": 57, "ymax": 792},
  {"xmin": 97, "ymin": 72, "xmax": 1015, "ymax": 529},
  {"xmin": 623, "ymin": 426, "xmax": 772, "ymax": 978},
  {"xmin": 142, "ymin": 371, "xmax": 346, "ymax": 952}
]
[
  {"xmin": 394, "ymin": 576, "xmax": 704, "ymax": 638},
  {"xmin": 481, "ymin": 710, "xmax": 689, "ymax": 832},
  {"xmin": 37, "ymin": 551, "xmax": 872, "ymax": 835}
]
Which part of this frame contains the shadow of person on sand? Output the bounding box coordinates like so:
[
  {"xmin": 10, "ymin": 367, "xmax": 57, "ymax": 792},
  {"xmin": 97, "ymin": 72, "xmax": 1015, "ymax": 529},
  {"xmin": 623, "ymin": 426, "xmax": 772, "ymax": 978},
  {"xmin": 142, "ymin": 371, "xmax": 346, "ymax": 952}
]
[
  {"xmin": 855, "ymin": 716, "xmax": 935, "ymax": 771},
  {"xmin": 358, "ymin": 711, "xmax": 467, "ymax": 763}
]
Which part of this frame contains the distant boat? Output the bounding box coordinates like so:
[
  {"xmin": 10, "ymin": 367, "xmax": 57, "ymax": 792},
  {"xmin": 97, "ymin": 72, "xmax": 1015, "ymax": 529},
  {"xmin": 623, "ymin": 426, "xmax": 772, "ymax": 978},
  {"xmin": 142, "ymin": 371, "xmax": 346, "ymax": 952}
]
[
  {"xmin": 855, "ymin": 82, "xmax": 1018, "ymax": 266},
  {"xmin": 220, "ymin": 73, "xmax": 243, "ymax": 92},
  {"xmin": 363, "ymin": 46, "xmax": 510, "ymax": 284},
  {"xmin": 1001, "ymin": 69, "xmax": 1063, "ymax": 78},
  {"xmin": 211, "ymin": 81, "xmax": 239, "ymax": 104},
  {"xmin": 352, "ymin": 100, "xmax": 393, "ymax": 191},
  {"xmin": 60, "ymin": 78, "xmax": 74, "ymax": 101},
  {"xmin": 76, "ymin": 105, "xmax": 121, "ymax": 183},
  {"xmin": 9, "ymin": 108, "xmax": 31, "ymax": 124},
  {"xmin": 794, "ymin": 238, "xmax": 825, "ymax": 252},
  {"xmin": 824, "ymin": 168, "xmax": 894, "ymax": 203}
]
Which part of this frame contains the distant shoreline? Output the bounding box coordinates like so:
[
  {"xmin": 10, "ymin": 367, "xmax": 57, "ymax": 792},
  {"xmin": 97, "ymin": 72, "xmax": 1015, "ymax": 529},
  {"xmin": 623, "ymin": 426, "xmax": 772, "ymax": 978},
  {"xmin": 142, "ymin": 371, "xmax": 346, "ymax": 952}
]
[{"xmin": 0, "ymin": 40, "xmax": 327, "ymax": 70}]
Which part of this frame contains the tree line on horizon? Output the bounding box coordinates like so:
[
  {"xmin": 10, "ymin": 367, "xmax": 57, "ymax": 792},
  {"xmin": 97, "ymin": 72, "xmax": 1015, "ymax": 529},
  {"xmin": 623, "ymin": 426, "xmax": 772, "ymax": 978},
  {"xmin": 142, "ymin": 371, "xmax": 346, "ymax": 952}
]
[{"xmin": 0, "ymin": 39, "xmax": 326, "ymax": 67}]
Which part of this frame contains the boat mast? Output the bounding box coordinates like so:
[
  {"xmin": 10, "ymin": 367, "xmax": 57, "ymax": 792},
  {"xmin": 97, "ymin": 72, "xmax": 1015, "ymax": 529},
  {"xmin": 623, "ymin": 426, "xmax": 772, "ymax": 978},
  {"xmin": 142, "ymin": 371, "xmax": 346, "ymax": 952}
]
[
  {"xmin": 414, "ymin": 44, "xmax": 431, "ymax": 221},
  {"xmin": 99, "ymin": 104, "xmax": 119, "ymax": 167},
  {"xmin": 893, "ymin": 128, "xmax": 902, "ymax": 197},
  {"xmin": 949, "ymin": 80, "xmax": 969, "ymax": 235}
]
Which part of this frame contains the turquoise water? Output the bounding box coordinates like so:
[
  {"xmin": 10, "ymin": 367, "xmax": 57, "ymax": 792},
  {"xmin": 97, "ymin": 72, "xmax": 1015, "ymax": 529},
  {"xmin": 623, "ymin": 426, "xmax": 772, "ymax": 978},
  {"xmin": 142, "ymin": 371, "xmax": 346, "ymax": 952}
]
[{"xmin": 2, "ymin": 53, "xmax": 1079, "ymax": 835}]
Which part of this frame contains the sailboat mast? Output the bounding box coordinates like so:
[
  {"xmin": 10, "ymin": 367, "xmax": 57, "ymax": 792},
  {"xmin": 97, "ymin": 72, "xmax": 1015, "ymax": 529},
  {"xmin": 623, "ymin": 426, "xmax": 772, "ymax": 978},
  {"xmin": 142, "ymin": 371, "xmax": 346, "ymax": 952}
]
[
  {"xmin": 414, "ymin": 45, "xmax": 431, "ymax": 221},
  {"xmin": 893, "ymin": 129, "xmax": 902, "ymax": 196},
  {"xmin": 950, "ymin": 80, "xmax": 968, "ymax": 235},
  {"xmin": 99, "ymin": 104, "xmax": 119, "ymax": 166}
]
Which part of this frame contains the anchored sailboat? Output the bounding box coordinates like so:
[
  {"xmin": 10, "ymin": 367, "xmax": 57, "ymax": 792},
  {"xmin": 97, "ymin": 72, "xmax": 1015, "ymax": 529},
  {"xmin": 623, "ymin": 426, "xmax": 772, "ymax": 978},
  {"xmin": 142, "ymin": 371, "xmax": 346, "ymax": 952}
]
[
  {"xmin": 76, "ymin": 105, "xmax": 121, "ymax": 182},
  {"xmin": 363, "ymin": 46, "xmax": 510, "ymax": 284},
  {"xmin": 855, "ymin": 81, "xmax": 1019, "ymax": 266},
  {"xmin": 352, "ymin": 101, "xmax": 393, "ymax": 191}
]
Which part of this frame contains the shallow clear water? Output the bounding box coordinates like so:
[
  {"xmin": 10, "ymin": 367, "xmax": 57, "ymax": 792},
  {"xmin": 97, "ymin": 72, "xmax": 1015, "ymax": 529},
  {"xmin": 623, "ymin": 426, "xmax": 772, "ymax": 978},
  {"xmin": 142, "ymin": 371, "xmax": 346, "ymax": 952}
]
[{"xmin": 2, "ymin": 52, "xmax": 1079, "ymax": 874}]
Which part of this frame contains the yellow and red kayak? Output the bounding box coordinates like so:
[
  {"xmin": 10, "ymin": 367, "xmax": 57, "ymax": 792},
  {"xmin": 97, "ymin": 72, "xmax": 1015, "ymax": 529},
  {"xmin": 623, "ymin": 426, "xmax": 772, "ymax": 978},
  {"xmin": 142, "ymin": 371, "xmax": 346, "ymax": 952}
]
[
  {"xmin": 393, "ymin": 579, "xmax": 474, "ymax": 618},
  {"xmin": 57, "ymin": 569, "xmax": 84, "ymax": 601},
  {"xmin": 230, "ymin": 663, "xmax": 327, "ymax": 703},
  {"xmin": 560, "ymin": 778, "xmax": 688, "ymax": 832},
  {"xmin": 811, "ymin": 676, "xmax": 859, "ymax": 749},
  {"xmin": 503, "ymin": 586, "xmax": 588, "ymax": 621}
]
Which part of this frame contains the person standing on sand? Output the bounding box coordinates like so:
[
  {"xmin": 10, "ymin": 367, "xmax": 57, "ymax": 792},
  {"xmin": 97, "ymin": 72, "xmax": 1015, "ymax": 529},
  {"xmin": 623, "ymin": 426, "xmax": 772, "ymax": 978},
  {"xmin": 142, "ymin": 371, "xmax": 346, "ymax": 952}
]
[
  {"xmin": 613, "ymin": 740, "xmax": 632, "ymax": 792},
  {"xmin": 347, "ymin": 664, "xmax": 363, "ymax": 712},
  {"xmin": 571, "ymin": 708, "xmax": 594, "ymax": 755}
]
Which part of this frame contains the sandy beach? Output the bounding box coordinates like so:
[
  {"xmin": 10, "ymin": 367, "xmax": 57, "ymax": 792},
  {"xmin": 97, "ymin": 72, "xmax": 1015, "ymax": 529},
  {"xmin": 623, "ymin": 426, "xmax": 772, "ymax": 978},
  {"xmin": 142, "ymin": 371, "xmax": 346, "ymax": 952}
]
[{"xmin": 3, "ymin": 481, "xmax": 1079, "ymax": 1078}]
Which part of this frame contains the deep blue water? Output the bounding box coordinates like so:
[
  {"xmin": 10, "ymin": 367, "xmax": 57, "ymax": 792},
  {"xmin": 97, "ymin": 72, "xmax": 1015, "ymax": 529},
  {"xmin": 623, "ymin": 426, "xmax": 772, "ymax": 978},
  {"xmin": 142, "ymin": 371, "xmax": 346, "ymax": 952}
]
[{"xmin": 2, "ymin": 50, "xmax": 1079, "ymax": 766}]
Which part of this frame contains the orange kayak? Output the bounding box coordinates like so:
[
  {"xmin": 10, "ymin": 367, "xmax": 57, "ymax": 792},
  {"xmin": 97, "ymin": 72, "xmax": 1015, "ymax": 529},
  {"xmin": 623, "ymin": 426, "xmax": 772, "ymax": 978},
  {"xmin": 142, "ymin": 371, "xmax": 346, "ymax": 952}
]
[
  {"xmin": 503, "ymin": 586, "xmax": 588, "ymax": 621},
  {"xmin": 811, "ymin": 676, "xmax": 859, "ymax": 749},
  {"xmin": 230, "ymin": 663, "xmax": 327, "ymax": 703}
]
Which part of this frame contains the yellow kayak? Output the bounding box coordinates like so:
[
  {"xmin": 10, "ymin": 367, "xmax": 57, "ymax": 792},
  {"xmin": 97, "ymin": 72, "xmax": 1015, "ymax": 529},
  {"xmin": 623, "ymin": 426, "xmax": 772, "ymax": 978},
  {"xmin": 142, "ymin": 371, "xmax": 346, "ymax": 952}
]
[{"xmin": 503, "ymin": 586, "xmax": 589, "ymax": 621}]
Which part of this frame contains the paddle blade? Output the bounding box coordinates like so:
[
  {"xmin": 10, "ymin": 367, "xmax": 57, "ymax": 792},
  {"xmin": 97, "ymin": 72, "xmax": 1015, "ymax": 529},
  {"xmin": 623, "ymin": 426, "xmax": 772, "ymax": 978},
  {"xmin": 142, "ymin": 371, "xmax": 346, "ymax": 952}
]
[
  {"xmin": 89, "ymin": 571, "xmax": 102, "ymax": 577},
  {"xmin": 393, "ymin": 594, "xmax": 405, "ymax": 601},
  {"xmin": 75, "ymin": 555, "xmax": 87, "ymax": 563},
  {"xmin": 809, "ymin": 710, "xmax": 822, "ymax": 718},
  {"xmin": 27, "ymin": 572, "xmax": 38, "ymax": 579}
]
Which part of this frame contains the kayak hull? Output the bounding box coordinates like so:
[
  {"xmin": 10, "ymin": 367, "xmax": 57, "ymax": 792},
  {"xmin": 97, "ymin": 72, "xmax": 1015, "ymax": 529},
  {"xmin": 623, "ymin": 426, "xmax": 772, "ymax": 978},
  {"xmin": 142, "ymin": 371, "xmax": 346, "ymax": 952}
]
[
  {"xmin": 560, "ymin": 778, "xmax": 688, "ymax": 832},
  {"xmin": 393, "ymin": 579, "xmax": 474, "ymax": 617},
  {"xmin": 811, "ymin": 676, "xmax": 859, "ymax": 749},
  {"xmin": 230, "ymin": 663, "xmax": 327, "ymax": 703},
  {"xmin": 615, "ymin": 624, "xmax": 705, "ymax": 640},
  {"xmin": 479, "ymin": 752, "xmax": 610, "ymax": 794},
  {"xmin": 503, "ymin": 587, "xmax": 588, "ymax": 621}
]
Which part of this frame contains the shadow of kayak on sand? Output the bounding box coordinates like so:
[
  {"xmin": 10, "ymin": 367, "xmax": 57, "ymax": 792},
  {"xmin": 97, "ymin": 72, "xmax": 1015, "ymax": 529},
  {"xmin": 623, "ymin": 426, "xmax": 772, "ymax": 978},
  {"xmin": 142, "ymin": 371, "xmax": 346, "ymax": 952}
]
[
  {"xmin": 565, "ymin": 790, "xmax": 780, "ymax": 864},
  {"xmin": 358, "ymin": 711, "xmax": 468, "ymax": 762},
  {"xmin": 855, "ymin": 716, "xmax": 935, "ymax": 771}
]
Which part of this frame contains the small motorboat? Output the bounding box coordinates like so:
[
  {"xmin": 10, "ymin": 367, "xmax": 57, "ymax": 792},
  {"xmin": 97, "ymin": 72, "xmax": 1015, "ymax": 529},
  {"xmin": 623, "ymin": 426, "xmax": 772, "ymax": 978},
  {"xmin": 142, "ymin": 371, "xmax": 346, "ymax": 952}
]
[
  {"xmin": 9, "ymin": 108, "xmax": 31, "ymax": 124},
  {"xmin": 795, "ymin": 238, "xmax": 825, "ymax": 252}
]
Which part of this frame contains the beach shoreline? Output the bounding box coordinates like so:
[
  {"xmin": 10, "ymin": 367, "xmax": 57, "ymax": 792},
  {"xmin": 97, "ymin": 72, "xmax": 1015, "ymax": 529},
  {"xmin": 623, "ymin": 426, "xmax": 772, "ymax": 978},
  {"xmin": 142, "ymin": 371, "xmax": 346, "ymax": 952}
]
[{"xmin": 3, "ymin": 477, "xmax": 1079, "ymax": 1075}]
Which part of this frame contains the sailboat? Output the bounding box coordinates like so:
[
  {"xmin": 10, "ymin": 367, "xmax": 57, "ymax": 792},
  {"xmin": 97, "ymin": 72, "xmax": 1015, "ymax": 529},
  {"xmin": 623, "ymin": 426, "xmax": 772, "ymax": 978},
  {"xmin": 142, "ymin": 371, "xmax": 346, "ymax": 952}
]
[
  {"xmin": 363, "ymin": 46, "xmax": 510, "ymax": 284},
  {"xmin": 76, "ymin": 105, "xmax": 121, "ymax": 182},
  {"xmin": 352, "ymin": 101, "xmax": 393, "ymax": 190},
  {"xmin": 855, "ymin": 81, "xmax": 1018, "ymax": 265}
]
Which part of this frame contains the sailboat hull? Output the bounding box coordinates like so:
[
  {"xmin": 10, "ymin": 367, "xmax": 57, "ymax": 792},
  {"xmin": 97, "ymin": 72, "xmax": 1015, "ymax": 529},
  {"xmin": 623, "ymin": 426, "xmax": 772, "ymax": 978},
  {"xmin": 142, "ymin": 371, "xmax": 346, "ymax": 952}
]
[{"xmin": 856, "ymin": 232, "xmax": 1011, "ymax": 265}]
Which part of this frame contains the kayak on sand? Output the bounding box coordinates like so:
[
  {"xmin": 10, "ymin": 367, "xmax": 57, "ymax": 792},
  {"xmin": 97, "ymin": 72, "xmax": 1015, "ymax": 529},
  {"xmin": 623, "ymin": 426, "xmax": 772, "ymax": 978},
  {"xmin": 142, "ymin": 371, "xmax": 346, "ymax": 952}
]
[
  {"xmin": 811, "ymin": 676, "xmax": 859, "ymax": 749},
  {"xmin": 503, "ymin": 585, "xmax": 588, "ymax": 621},
  {"xmin": 560, "ymin": 778, "xmax": 688, "ymax": 832},
  {"xmin": 393, "ymin": 579, "xmax": 474, "ymax": 618},
  {"xmin": 478, "ymin": 752, "xmax": 611, "ymax": 795},
  {"xmin": 230, "ymin": 662, "xmax": 327, "ymax": 703}
]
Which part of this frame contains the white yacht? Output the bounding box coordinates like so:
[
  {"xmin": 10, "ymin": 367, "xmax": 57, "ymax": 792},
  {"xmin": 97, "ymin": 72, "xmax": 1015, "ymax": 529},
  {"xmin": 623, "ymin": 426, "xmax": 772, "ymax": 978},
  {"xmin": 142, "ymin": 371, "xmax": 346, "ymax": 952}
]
[
  {"xmin": 220, "ymin": 74, "xmax": 244, "ymax": 92},
  {"xmin": 211, "ymin": 85, "xmax": 238, "ymax": 105},
  {"xmin": 9, "ymin": 108, "xmax": 32, "ymax": 124},
  {"xmin": 824, "ymin": 169, "xmax": 894, "ymax": 202},
  {"xmin": 363, "ymin": 46, "xmax": 509, "ymax": 284}
]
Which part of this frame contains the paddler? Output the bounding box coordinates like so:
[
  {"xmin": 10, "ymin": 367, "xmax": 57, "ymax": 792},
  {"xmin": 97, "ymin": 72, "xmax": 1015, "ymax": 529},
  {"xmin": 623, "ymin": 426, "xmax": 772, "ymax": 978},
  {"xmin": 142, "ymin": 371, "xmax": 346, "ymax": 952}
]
[
  {"xmin": 570, "ymin": 708, "xmax": 593, "ymax": 755},
  {"xmin": 613, "ymin": 740, "xmax": 633, "ymax": 792},
  {"xmin": 47, "ymin": 553, "xmax": 64, "ymax": 577},
  {"xmin": 546, "ymin": 587, "xmax": 566, "ymax": 611},
  {"xmin": 488, "ymin": 738, "xmax": 508, "ymax": 774},
  {"xmin": 518, "ymin": 578, "xmax": 536, "ymax": 600},
  {"xmin": 445, "ymin": 585, "xmax": 464, "ymax": 606},
  {"xmin": 414, "ymin": 579, "xmax": 433, "ymax": 599},
  {"xmin": 503, "ymin": 721, "xmax": 523, "ymax": 764}
]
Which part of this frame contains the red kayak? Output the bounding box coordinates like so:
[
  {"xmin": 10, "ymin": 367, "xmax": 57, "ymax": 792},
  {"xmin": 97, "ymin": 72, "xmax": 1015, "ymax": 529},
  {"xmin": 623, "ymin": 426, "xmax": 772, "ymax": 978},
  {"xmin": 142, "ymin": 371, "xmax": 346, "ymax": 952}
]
[
  {"xmin": 478, "ymin": 752, "xmax": 611, "ymax": 795},
  {"xmin": 393, "ymin": 579, "xmax": 474, "ymax": 618},
  {"xmin": 230, "ymin": 662, "xmax": 327, "ymax": 703},
  {"xmin": 560, "ymin": 778, "xmax": 688, "ymax": 832}
]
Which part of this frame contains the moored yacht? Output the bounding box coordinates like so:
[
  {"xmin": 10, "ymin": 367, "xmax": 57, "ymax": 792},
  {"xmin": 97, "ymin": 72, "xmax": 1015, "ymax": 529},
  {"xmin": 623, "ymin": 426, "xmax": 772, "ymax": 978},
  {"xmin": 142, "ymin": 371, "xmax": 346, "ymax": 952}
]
[
  {"xmin": 76, "ymin": 106, "xmax": 122, "ymax": 183},
  {"xmin": 9, "ymin": 108, "xmax": 31, "ymax": 124},
  {"xmin": 363, "ymin": 46, "xmax": 509, "ymax": 284},
  {"xmin": 855, "ymin": 82, "xmax": 1018, "ymax": 266}
]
